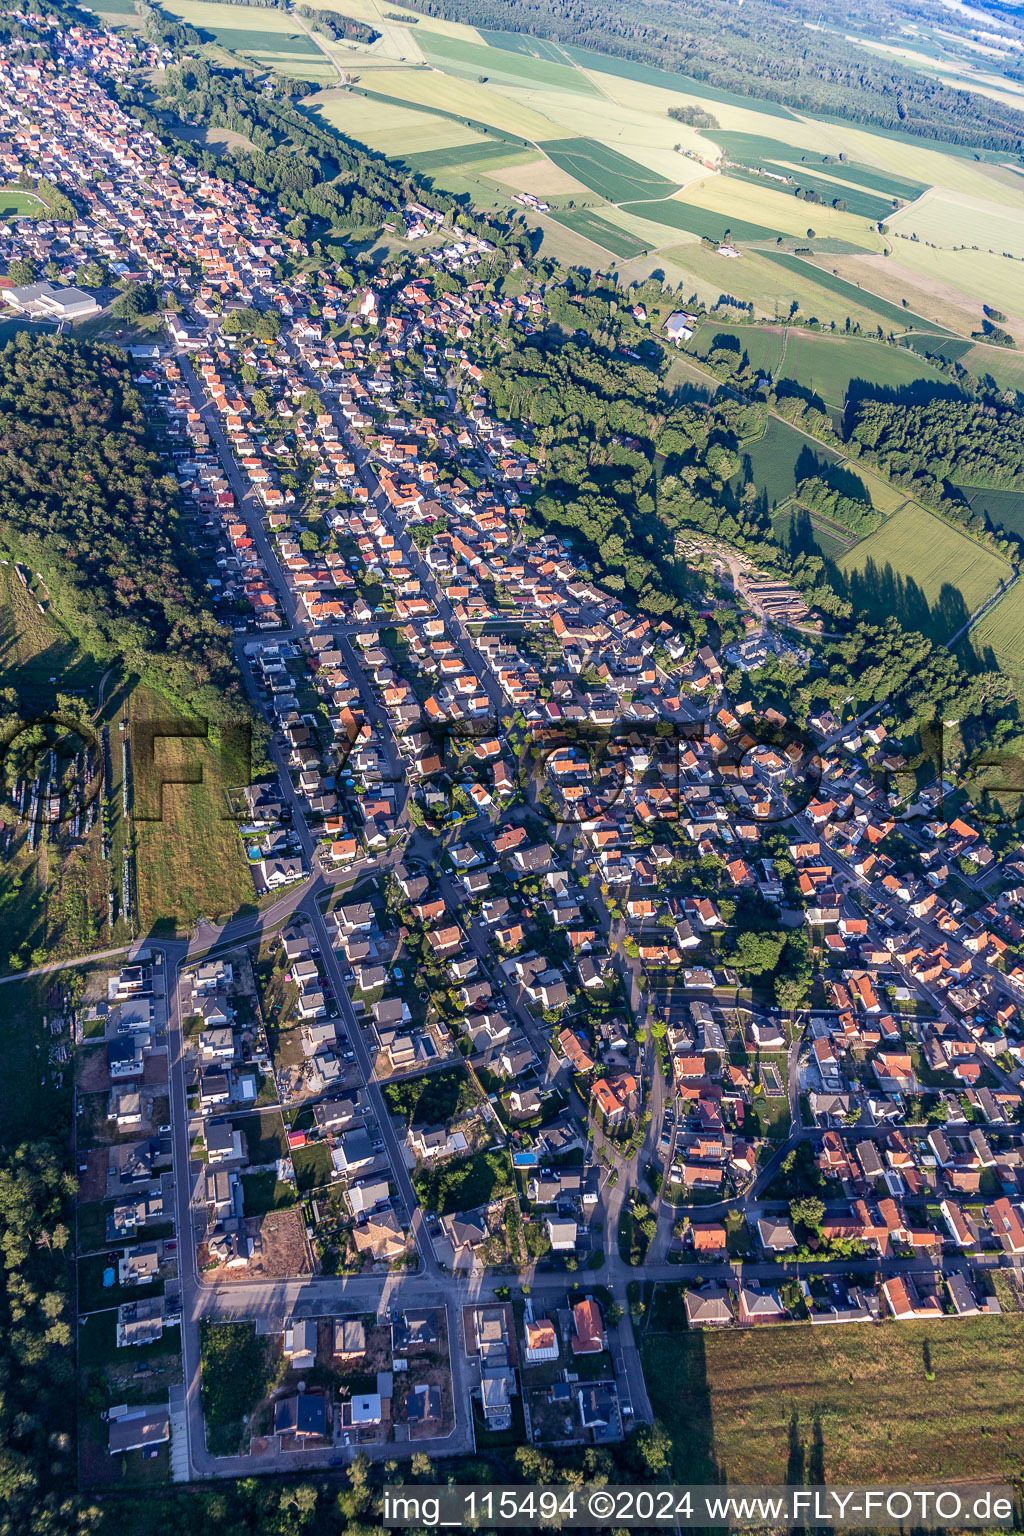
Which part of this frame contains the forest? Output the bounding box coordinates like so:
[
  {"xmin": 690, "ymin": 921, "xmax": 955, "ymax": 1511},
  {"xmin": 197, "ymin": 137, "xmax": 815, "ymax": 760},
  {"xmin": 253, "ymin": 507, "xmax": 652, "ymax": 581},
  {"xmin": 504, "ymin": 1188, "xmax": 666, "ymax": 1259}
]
[
  {"xmin": 399, "ymin": 0, "xmax": 1024, "ymax": 150},
  {"xmin": 0, "ymin": 335, "xmax": 247, "ymax": 725},
  {"xmin": 847, "ymin": 396, "xmax": 1024, "ymax": 493}
]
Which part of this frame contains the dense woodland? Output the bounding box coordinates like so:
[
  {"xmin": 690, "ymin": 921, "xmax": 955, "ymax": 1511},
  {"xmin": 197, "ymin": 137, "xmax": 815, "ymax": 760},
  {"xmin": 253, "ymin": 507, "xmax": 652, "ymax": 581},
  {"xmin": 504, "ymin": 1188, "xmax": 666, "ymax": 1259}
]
[
  {"xmin": 847, "ymin": 396, "xmax": 1024, "ymax": 493},
  {"xmin": 0, "ymin": 335, "xmax": 245, "ymax": 724},
  {"xmin": 400, "ymin": 0, "xmax": 1024, "ymax": 150}
]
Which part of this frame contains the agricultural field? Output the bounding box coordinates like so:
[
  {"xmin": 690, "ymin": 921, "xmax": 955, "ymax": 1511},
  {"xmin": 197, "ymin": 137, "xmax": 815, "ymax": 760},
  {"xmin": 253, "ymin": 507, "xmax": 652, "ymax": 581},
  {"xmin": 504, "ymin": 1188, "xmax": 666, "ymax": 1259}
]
[
  {"xmin": 837, "ymin": 502, "xmax": 1010, "ymax": 641},
  {"xmin": 643, "ymin": 1316, "xmax": 1024, "ymax": 1484},
  {"xmin": 882, "ymin": 238, "xmax": 1024, "ymax": 325},
  {"xmin": 772, "ymin": 502, "xmax": 855, "ymax": 561},
  {"xmin": 760, "ymin": 251, "xmax": 950, "ymax": 334},
  {"xmin": 489, "ymin": 155, "xmax": 589, "ymax": 196},
  {"xmin": 661, "ymin": 244, "xmax": 895, "ymax": 330},
  {"xmin": 620, "ymin": 196, "xmax": 778, "ymax": 246},
  {"xmin": 735, "ymin": 415, "xmax": 843, "ymax": 508},
  {"xmin": 401, "ymin": 141, "xmax": 533, "ymax": 176},
  {"xmin": 304, "ymin": 86, "xmax": 493, "ymax": 160},
  {"xmin": 691, "ymin": 322, "xmax": 785, "ymax": 375},
  {"xmin": 343, "ymin": 66, "xmax": 557, "ymax": 139},
  {"xmin": 417, "ymin": 31, "xmax": 599, "ymax": 95},
  {"xmin": 962, "ymin": 577, "xmax": 1024, "ymax": 680},
  {"xmin": 777, "ymin": 330, "xmax": 944, "ymax": 407},
  {"xmin": 957, "ymin": 485, "xmax": 1024, "ymax": 540},
  {"xmin": 540, "ymin": 138, "xmax": 678, "ymax": 203},
  {"xmin": 670, "ymin": 173, "xmax": 888, "ymax": 248},
  {"xmin": 160, "ymin": 0, "xmax": 336, "ymax": 79},
  {"xmin": 889, "ymin": 186, "xmax": 1024, "ymax": 260},
  {"xmin": 545, "ymin": 207, "xmax": 650, "ymax": 259}
]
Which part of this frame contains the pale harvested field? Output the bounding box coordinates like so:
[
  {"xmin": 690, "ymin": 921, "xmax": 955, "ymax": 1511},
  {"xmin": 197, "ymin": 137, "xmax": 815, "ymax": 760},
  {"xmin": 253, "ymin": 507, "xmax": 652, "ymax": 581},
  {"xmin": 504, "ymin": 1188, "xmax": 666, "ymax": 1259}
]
[
  {"xmin": 490, "ymin": 155, "xmax": 589, "ymax": 196},
  {"xmin": 307, "ymin": 86, "xmax": 488, "ymax": 155},
  {"xmin": 890, "ymin": 186, "xmax": 1024, "ymax": 259},
  {"xmin": 663, "ymin": 243, "xmax": 892, "ymax": 327},
  {"xmin": 359, "ymin": 66, "xmax": 558, "ymax": 139},
  {"xmin": 588, "ymin": 67, "xmax": 839, "ymax": 150},
  {"xmin": 309, "ymin": 0, "xmax": 483, "ymax": 42},
  {"xmin": 832, "ymin": 250, "xmax": 988, "ymax": 336},
  {"xmin": 677, "ymin": 173, "xmax": 886, "ymax": 247},
  {"xmin": 366, "ymin": 22, "xmax": 424, "ymax": 64},
  {"xmin": 882, "ymin": 238, "xmax": 1024, "ymax": 323},
  {"xmin": 597, "ymin": 202, "xmax": 700, "ymax": 247}
]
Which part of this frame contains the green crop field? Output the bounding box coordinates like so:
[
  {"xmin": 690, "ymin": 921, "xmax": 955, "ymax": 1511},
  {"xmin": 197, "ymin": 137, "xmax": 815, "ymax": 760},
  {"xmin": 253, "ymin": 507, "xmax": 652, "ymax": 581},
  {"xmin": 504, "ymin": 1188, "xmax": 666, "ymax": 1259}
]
[
  {"xmin": 725, "ymin": 165, "xmax": 893, "ymax": 222},
  {"xmin": 161, "ymin": 0, "xmax": 336, "ymax": 77},
  {"xmin": 622, "ymin": 197, "xmax": 778, "ymax": 244},
  {"xmin": 419, "ymin": 31, "xmax": 598, "ymax": 94},
  {"xmin": 643, "ymin": 1315, "xmax": 1024, "ymax": 1484},
  {"xmin": 545, "ymin": 206, "xmax": 650, "ymax": 258},
  {"xmin": 400, "ymin": 140, "xmax": 532, "ymax": 174},
  {"xmin": 709, "ymin": 132, "xmax": 928, "ymax": 203},
  {"xmin": 736, "ymin": 415, "xmax": 842, "ymax": 507},
  {"xmin": 838, "ymin": 502, "xmax": 1010, "ymax": 641},
  {"xmin": 479, "ymin": 28, "xmax": 568, "ymax": 64},
  {"xmin": 541, "ymin": 138, "xmax": 678, "ymax": 203},
  {"xmin": 963, "ymin": 577, "xmax": 1024, "ymax": 678},
  {"xmin": 778, "ymin": 330, "xmax": 943, "ymax": 406},
  {"xmin": 958, "ymin": 485, "xmax": 1024, "ymax": 539}
]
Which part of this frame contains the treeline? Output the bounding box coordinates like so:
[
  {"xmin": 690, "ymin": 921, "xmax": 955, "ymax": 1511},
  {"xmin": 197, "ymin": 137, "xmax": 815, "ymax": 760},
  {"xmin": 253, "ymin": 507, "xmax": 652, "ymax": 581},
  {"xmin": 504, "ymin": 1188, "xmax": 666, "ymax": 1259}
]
[
  {"xmin": 847, "ymin": 396, "xmax": 1024, "ymax": 493},
  {"xmin": 295, "ymin": 3, "xmax": 380, "ymax": 44},
  {"xmin": 0, "ymin": 1141, "xmax": 78, "ymax": 1536},
  {"xmin": 397, "ymin": 0, "xmax": 1024, "ymax": 150},
  {"xmin": 795, "ymin": 473, "xmax": 881, "ymax": 536},
  {"xmin": 0, "ymin": 334, "xmax": 247, "ymax": 725}
]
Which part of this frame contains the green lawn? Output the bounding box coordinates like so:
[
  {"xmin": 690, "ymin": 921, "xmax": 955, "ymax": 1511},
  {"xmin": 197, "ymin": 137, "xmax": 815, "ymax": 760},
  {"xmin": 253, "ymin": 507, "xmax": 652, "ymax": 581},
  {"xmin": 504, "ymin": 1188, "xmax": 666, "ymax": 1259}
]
[
  {"xmin": 241, "ymin": 1170, "xmax": 297, "ymax": 1215},
  {"xmin": 644, "ymin": 1317, "xmax": 1024, "ymax": 1483},
  {"xmin": 292, "ymin": 1141, "xmax": 332, "ymax": 1193}
]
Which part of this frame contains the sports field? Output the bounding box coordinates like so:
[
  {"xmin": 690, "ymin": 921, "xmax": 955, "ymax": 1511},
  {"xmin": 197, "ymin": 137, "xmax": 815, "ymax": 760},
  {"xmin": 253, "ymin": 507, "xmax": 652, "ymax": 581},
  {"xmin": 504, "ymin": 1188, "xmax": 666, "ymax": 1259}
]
[
  {"xmin": 544, "ymin": 207, "xmax": 650, "ymax": 259},
  {"xmin": 838, "ymin": 502, "xmax": 1010, "ymax": 640},
  {"xmin": 0, "ymin": 188, "xmax": 47, "ymax": 219},
  {"xmin": 541, "ymin": 138, "xmax": 678, "ymax": 203},
  {"xmin": 644, "ymin": 1316, "xmax": 1024, "ymax": 1484}
]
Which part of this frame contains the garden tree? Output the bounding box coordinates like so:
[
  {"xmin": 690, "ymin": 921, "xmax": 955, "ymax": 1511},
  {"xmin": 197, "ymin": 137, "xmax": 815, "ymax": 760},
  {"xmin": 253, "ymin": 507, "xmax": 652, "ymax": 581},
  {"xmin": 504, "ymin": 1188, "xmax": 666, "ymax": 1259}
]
[
  {"xmin": 729, "ymin": 929, "xmax": 786, "ymax": 975},
  {"xmin": 222, "ymin": 306, "xmax": 281, "ymax": 341},
  {"xmin": 789, "ymin": 1196, "xmax": 826, "ymax": 1235},
  {"xmin": 110, "ymin": 282, "xmax": 158, "ymax": 321},
  {"xmin": 6, "ymin": 257, "xmax": 35, "ymax": 285}
]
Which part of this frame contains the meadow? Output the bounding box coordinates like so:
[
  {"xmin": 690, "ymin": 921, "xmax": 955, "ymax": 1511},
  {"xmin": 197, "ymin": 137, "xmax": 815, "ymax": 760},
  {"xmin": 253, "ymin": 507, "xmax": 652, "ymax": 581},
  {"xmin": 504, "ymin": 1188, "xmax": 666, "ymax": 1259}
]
[
  {"xmin": 644, "ymin": 1316, "xmax": 1024, "ymax": 1484},
  {"xmin": 778, "ymin": 329, "xmax": 943, "ymax": 406},
  {"xmin": 837, "ymin": 502, "xmax": 1010, "ymax": 641}
]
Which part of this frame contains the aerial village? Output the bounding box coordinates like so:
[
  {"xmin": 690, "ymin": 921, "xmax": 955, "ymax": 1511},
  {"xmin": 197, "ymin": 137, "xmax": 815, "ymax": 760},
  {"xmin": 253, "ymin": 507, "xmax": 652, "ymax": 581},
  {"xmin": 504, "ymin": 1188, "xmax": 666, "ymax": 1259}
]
[{"xmin": 2, "ymin": 11, "xmax": 1024, "ymax": 1483}]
